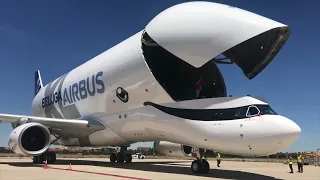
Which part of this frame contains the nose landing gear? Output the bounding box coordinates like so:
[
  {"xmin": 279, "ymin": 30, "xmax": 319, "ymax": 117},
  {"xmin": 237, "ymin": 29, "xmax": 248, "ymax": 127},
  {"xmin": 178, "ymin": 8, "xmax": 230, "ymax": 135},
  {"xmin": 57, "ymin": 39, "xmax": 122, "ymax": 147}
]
[
  {"xmin": 191, "ymin": 148, "xmax": 210, "ymax": 174},
  {"xmin": 191, "ymin": 159, "xmax": 210, "ymax": 173}
]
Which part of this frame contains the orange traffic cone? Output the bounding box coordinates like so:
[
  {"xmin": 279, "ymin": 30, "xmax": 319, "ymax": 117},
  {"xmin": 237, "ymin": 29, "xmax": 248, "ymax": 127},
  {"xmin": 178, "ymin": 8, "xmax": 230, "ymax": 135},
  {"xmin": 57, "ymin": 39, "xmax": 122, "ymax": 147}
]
[
  {"xmin": 43, "ymin": 160, "xmax": 48, "ymax": 169},
  {"xmin": 67, "ymin": 163, "xmax": 72, "ymax": 170}
]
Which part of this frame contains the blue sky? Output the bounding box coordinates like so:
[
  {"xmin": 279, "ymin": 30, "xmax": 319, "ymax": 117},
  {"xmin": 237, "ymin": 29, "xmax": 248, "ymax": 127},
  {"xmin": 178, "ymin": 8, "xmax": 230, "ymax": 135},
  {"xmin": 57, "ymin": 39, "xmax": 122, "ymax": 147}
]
[{"xmin": 0, "ymin": 0, "xmax": 319, "ymax": 152}]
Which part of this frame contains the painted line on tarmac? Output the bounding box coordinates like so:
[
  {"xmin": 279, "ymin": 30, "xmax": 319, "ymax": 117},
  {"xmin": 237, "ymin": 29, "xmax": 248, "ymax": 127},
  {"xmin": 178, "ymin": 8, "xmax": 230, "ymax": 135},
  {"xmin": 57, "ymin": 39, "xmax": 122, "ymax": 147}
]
[{"xmin": 46, "ymin": 167, "xmax": 151, "ymax": 180}]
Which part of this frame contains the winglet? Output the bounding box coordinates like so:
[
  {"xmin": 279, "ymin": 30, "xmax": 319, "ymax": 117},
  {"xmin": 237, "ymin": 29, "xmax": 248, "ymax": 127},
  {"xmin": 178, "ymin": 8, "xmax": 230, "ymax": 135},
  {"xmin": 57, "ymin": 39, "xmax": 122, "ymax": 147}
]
[{"xmin": 34, "ymin": 70, "xmax": 43, "ymax": 96}]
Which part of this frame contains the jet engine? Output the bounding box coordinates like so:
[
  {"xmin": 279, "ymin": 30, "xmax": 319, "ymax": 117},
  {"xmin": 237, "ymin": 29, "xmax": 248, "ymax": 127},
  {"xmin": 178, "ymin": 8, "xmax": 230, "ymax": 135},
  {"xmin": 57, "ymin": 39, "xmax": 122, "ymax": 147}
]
[
  {"xmin": 153, "ymin": 141, "xmax": 196, "ymax": 157},
  {"xmin": 8, "ymin": 122, "xmax": 51, "ymax": 156}
]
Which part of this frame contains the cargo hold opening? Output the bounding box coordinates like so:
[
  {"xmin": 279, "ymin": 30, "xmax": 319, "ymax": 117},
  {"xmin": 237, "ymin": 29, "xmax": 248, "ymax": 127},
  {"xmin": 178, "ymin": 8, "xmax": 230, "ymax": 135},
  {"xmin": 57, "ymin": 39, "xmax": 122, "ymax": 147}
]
[
  {"xmin": 141, "ymin": 31, "xmax": 227, "ymax": 102},
  {"xmin": 221, "ymin": 27, "xmax": 291, "ymax": 80}
]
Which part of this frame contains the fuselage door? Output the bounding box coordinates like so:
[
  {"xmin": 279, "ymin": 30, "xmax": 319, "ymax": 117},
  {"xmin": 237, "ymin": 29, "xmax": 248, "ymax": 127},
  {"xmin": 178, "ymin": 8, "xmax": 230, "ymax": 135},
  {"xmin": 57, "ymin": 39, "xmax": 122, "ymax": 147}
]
[{"xmin": 145, "ymin": 2, "xmax": 290, "ymax": 79}]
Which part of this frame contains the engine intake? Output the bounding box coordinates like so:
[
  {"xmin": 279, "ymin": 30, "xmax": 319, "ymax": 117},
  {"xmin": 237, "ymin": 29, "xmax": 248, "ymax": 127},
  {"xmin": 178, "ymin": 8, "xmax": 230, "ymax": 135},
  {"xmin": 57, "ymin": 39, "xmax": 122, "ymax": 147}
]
[{"xmin": 8, "ymin": 122, "xmax": 51, "ymax": 156}]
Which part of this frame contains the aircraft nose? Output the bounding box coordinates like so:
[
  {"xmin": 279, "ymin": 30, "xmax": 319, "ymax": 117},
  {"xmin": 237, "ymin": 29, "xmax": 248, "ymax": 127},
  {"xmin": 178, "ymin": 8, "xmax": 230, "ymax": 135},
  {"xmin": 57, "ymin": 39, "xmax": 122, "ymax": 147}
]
[
  {"xmin": 249, "ymin": 116, "xmax": 301, "ymax": 155},
  {"xmin": 282, "ymin": 116, "xmax": 301, "ymax": 136},
  {"xmin": 236, "ymin": 115, "xmax": 301, "ymax": 156},
  {"xmin": 290, "ymin": 120, "xmax": 301, "ymax": 135},
  {"xmin": 275, "ymin": 116, "xmax": 301, "ymax": 149}
]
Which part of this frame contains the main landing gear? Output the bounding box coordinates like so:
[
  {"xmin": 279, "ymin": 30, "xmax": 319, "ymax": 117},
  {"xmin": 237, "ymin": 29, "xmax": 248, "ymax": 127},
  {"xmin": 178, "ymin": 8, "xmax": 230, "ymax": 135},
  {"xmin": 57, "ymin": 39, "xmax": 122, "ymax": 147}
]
[
  {"xmin": 109, "ymin": 146, "xmax": 132, "ymax": 163},
  {"xmin": 33, "ymin": 133, "xmax": 60, "ymax": 164},
  {"xmin": 191, "ymin": 148, "xmax": 210, "ymax": 174},
  {"xmin": 33, "ymin": 151, "xmax": 56, "ymax": 164}
]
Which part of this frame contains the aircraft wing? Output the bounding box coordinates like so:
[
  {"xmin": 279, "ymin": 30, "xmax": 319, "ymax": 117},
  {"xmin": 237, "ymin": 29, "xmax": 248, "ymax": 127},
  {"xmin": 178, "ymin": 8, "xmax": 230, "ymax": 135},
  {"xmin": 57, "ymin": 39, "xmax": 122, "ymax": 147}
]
[{"xmin": 0, "ymin": 113, "xmax": 105, "ymax": 137}]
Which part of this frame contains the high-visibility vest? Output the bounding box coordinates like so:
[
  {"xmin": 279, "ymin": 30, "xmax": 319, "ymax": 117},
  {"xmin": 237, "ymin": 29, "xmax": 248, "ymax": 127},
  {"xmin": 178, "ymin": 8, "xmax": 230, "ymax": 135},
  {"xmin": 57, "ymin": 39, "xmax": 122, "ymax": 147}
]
[
  {"xmin": 217, "ymin": 153, "xmax": 221, "ymax": 160},
  {"xmin": 297, "ymin": 155, "xmax": 302, "ymax": 163},
  {"xmin": 288, "ymin": 158, "xmax": 293, "ymax": 164}
]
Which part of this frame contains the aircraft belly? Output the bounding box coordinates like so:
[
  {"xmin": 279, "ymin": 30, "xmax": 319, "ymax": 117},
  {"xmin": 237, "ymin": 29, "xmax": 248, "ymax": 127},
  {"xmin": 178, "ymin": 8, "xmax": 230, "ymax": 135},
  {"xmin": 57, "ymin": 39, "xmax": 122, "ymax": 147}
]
[{"xmin": 57, "ymin": 128, "xmax": 129, "ymax": 147}]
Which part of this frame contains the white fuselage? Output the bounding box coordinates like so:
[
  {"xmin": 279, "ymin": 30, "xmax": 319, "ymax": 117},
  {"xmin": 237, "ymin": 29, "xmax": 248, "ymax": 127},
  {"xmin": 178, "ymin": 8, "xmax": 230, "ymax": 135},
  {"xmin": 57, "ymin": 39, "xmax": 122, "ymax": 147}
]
[
  {"xmin": 28, "ymin": 1, "xmax": 300, "ymax": 157},
  {"xmin": 29, "ymin": 33, "xmax": 300, "ymax": 155},
  {"xmin": 32, "ymin": 30, "xmax": 171, "ymax": 119}
]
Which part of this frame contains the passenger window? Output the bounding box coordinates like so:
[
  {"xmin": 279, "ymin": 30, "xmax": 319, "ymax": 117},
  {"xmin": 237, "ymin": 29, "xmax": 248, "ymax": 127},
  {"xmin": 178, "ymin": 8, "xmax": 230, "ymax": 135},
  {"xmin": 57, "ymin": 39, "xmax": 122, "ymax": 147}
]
[{"xmin": 246, "ymin": 106, "xmax": 260, "ymax": 117}]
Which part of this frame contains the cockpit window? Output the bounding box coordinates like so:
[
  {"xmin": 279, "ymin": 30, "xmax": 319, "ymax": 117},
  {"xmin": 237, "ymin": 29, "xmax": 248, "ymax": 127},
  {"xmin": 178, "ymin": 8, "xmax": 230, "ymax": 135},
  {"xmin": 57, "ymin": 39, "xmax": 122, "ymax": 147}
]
[
  {"xmin": 235, "ymin": 106, "xmax": 247, "ymax": 117},
  {"xmin": 256, "ymin": 105, "xmax": 278, "ymax": 115},
  {"xmin": 246, "ymin": 106, "xmax": 260, "ymax": 117}
]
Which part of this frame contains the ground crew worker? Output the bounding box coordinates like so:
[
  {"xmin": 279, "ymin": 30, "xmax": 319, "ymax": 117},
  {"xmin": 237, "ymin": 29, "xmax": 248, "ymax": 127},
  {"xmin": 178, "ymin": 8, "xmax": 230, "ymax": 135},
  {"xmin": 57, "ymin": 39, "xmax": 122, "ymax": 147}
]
[
  {"xmin": 288, "ymin": 156, "xmax": 293, "ymax": 173},
  {"xmin": 199, "ymin": 148, "xmax": 206, "ymax": 160},
  {"xmin": 216, "ymin": 152, "xmax": 221, "ymax": 167},
  {"xmin": 297, "ymin": 152, "xmax": 303, "ymax": 173}
]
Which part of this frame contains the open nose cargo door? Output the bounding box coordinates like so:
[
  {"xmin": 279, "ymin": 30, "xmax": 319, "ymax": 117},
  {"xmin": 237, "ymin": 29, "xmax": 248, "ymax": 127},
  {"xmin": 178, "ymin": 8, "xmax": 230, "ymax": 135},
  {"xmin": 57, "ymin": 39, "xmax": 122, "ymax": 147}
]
[{"xmin": 144, "ymin": 1, "xmax": 291, "ymax": 80}]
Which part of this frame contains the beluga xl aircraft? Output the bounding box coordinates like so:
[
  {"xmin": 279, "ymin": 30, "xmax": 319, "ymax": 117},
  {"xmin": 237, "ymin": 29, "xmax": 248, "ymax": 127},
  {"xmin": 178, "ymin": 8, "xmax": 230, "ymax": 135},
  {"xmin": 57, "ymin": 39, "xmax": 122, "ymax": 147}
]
[{"xmin": 0, "ymin": 1, "xmax": 300, "ymax": 174}]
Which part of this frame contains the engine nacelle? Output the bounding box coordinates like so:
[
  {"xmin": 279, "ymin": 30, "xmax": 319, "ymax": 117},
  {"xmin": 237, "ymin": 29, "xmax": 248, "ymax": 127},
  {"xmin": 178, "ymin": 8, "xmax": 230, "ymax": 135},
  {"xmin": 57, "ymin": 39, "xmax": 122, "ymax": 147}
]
[
  {"xmin": 153, "ymin": 141, "xmax": 196, "ymax": 157},
  {"xmin": 8, "ymin": 122, "xmax": 51, "ymax": 156}
]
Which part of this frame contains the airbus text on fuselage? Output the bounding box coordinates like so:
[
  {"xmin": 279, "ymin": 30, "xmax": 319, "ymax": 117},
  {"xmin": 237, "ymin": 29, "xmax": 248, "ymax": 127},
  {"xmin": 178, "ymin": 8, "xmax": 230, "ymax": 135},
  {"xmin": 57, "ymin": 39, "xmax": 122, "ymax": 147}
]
[{"xmin": 42, "ymin": 71, "xmax": 105, "ymax": 108}]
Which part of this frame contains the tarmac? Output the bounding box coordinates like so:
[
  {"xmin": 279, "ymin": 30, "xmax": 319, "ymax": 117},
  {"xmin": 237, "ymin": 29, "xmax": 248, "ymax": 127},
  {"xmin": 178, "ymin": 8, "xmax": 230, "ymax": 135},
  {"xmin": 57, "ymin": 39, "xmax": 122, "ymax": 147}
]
[{"xmin": 0, "ymin": 157, "xmax": 319, "ymax": 180}]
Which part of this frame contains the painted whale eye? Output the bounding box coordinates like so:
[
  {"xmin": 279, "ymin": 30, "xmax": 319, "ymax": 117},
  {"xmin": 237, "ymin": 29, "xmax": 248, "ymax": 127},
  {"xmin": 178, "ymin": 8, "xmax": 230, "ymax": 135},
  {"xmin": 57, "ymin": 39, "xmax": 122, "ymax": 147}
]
[{"xmin": 116, "ymin": 87, "xmax": 129, "ymax": 103}]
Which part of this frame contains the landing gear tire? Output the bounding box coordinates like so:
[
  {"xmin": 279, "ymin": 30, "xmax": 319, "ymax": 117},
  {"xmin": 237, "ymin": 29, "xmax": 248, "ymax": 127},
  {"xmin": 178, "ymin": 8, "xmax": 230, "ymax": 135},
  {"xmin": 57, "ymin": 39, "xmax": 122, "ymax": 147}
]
[
  {"xmin": 124, "ymin": 154, "xmax": 132, "ymax": 163},
  {"xmin": 110, "ymin": 146, "xmax": 132, "ymax": 163},
  {"xmin": 191, "ymin": 160, "xmax": 202, "ymax": 173},
  {"xmin": 32, "ymin": 152, "xmax": 56, "ymax": 164},
  {"xmin": 201, "ymin": 159, "xmax": 210, "ymax": 174},
  {"xmin": 110, "ymin": 153, "xmax": 117, "ymax": 163},
  {"xmin": 47, "ymin": 152, "xmax": 56, "ymax": 164},
  {"xmin": 191, "ymin": 159, "xmax": 210, "ymax": 174},
  {"xmin": 117, "ymin": 152, "xmax": 125, "ymax": 163},
  {"xmin": 32, "ymin": 156, "xmax": 42, "ymax": 164}
]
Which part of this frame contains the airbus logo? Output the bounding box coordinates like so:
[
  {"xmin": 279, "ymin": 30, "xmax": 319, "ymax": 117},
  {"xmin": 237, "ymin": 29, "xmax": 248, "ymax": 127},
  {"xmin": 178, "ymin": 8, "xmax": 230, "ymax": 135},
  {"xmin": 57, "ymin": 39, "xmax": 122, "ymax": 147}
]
[{"xmin": 42, "ymin": 71, "xmax": 105, "ymax": 108}]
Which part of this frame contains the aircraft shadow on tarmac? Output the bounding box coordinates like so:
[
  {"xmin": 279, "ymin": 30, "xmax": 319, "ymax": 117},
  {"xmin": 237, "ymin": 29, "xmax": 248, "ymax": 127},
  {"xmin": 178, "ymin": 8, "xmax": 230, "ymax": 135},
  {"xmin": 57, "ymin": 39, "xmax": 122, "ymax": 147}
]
[{"xmin": 6, "ymin": 159, "xmax": 282, "ymax": 180}]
